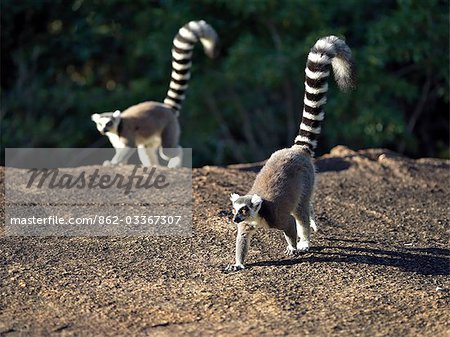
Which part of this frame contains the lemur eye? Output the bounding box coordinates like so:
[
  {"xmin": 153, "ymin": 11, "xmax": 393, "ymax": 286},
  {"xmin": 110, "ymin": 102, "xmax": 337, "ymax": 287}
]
[{"xmin": 105, "ymin": 121, "xmax": 113, "ymax": 128}]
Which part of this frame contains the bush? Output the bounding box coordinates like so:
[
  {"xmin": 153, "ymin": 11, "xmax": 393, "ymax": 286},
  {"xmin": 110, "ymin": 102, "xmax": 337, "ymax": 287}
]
[{"xmin": 1, "ymin": 0, "xmax": 448, "ymax": 166}]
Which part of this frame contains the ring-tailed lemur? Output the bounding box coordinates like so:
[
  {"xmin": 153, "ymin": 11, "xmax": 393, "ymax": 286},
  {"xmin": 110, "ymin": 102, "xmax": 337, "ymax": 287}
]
[
  {"xmin": 91, "ymin": 20, "xmax": 219, "ymax": 167},
  {"xmin": 226, "ymin": 36, "xmax": 354, "ymax": 271}
]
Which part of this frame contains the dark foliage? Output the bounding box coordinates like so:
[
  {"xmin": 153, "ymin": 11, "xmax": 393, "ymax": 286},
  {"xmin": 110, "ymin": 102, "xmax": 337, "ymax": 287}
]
[{"xmin": 1, "ymin": 0, "xmax": 448, "ymax": 166}]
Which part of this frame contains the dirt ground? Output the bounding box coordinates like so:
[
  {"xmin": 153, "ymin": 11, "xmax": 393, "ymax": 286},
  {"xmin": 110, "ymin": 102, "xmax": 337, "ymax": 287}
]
[{"xmin": 1, "ymin": 146, "xmax": 449, "ymax": 336}]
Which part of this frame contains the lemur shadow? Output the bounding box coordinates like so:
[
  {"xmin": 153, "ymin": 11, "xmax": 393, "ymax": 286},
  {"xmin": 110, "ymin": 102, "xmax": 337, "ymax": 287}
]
[{"xmin": 249, "ymin": 242, "xmax": 450, "ymax": 276}]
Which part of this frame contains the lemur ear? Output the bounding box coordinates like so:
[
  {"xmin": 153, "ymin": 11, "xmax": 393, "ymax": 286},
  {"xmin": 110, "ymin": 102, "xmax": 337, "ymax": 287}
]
[
  {"xmin": 91, "ymin": 114, "xmax": 100, "ymax": 122},
  {"xmin": 113, "ymin": 110, "xmax": 121, "ymax": 118},
  {"xmin": 251, "ymin": 194, "xmax": 262, "ymax": 208},
  {"xmin": 230, "ymin": 193, "xmax": 240, "ymax": 203}
]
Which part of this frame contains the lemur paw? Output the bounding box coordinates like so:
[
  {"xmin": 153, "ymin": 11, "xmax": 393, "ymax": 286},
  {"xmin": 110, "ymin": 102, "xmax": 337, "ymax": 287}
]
[
  {"xmin": 224, "ymin": 264, "xmax": 246, "ymax": 272},
  {"xmin": 167, "ymin": 157, "xmax": 182, "ymax": 168},
  {"xmin": 297, "ymin": 240, "xmax": 310, "ymax": 252},
  {"xmin": 285, "ymin": 247, "xmax": 299, "ymax": 256},
  {"xmin": 103, "ymin": 160, "xmax": 112, "ymax": 166}
]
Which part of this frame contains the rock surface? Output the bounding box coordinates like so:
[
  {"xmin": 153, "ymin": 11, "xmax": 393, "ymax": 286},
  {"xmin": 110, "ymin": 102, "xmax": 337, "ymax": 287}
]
[{"xmin": 1, "ymin": 147, "xmax": 449, "ymax": 336}]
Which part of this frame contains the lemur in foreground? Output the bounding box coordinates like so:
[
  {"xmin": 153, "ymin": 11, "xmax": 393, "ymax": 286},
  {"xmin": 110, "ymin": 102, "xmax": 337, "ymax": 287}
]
[
  {"xmin": 91, "ymin": 20, "xmax": 219, "ymax": 167},
  {"xmin": 226, "ymin": 36, "xmax": 355, "ymax": 271}
]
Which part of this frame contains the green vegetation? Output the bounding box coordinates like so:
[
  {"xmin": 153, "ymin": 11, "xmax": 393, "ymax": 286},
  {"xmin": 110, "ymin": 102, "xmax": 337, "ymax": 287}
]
[{"xmin": 1, "ymin": 0, "xmax": 448, "ymax": 166}]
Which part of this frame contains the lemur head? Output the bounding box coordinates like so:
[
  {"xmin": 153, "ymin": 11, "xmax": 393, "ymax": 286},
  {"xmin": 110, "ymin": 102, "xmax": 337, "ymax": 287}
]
[
  {"xmin": 91, "ymin": 110, "xmax": 121, "ymax": 135},
  {"xmin": 230, "ymin": 193, "xmax": 263, "ymax": 224}
]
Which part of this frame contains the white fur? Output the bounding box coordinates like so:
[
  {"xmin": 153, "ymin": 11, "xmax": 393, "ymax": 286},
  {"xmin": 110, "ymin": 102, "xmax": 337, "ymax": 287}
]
[
  {"xmin": 332, "ymin": 57, "xmax": 351, "ymax": 81},
  {"xmin": 167, "ymin": 90, "xmax": 185, "ymax": 101},
  {"xmin": 296, "ymin": 240, "xmax": 310, "ymax": 251},
  {"xmin": 106, "ymin": 132, "xmax": 125, "ymax": 148},
  {"xmin": 305, "ymin": 67, "xmax": 330, "ymax": 80},
  {"xmin": 284, "ymin": 233, "xmax": 297, "ymax": 252},
  {"xmin": 187, "ymin": 21, "xmax": 202, "ymax": 34},
  {"xmin": 251, "ymin": 194, "xmax": 262, "ymax": 208},
  {"xmin": 230, "ymin": 193, "xmax": 240, "ymax": 203},
  {"xmin": 310, "ymin": 218, "xmax": 318, "ymax": 232},
  {"xmin": 172, "ymin": 50, "xmax": 193, "ymax": 61},
  {"xmin": 294, "ymin": 135, "xmax": 318, "ymax": 148},
  {"xmin": 163, "ymin": 98, "xmax": 181, "ymax": 110},
  {"xmin": 304, "ymin": 82, "xmax": 328, "ymax": 94},
  {"xmin": 158, "ymin": 146, "xmax": 183, "ymax": 168},
  {"xmin": 91, "ymin": 113, "xmax": 101, "ymax": 123},
  {"xmin": 173, "ymin": 38, "xmax": 194, "ymax": 51},
  {"xmin": 137, "ymin": 145, "xmax": 151, "ymax": 167},
  {"xmin": 313, "ymin": 38, "xmax": 335, "ymax": 54},
  {"xmin": 179, "ymin": 27, "xmax": 197, "ymax": 42},
  {"xmin": 91, "ymin": 112, "xmax": 121, "ymax": 135},
  {"xmin": 171, "ymin": 71, "xmax": 191, "ymax": 81},
  {"xmin": 302, "ymin": 110, "xmax": 325, "ymax": 121},
  {"xmin": 300, "ymin": 123, "xmax": 321, "ymax": 134},
  {"xmin": 168, "ymin": 156, "xmax": 182, "ymax": 168},
  {"xmin": 200, "ymin": 38, "xmax": 215, "ymax": 55},
  {"xmin": 304, "ymin": 96, "xmax": 327, "ymax": 108},
  {"xmin": 146, "ymin": 147, "xmax": 160, "ymax": 166},
  {"xmin": 172, "ymin": 61, "xmax": 192, "ymax": 71},
  {"xmin": 308, "ymin": 52, "xmax": 331, "ymax": 64},
  {"xmin": 169, "ymin": 82, "xmax": 189, "ymax": 91}
]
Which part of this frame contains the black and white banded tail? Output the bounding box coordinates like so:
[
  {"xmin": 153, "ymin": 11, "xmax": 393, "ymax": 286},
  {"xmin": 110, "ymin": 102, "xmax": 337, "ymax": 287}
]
[
  {"xmin": 164, "ymin": 20, "xmax": 219, "ymax": 115},
  {"xmin": 295, "ymin": 36, "xmax": 354, "ymax": 155}
]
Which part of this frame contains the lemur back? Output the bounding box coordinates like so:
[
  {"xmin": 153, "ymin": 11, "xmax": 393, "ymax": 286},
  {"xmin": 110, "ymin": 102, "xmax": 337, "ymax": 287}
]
[
  {"xmin": 249, "ymin": 147, "xmax": 315, "ymax": 231},
  {"xmin": 114, "ymin": 102, "xmax": 179, "ymax": 148},
  {"xmin": 227, "ymin": 36, "xmax": 354, "ymax": 271},
  {"xmin": 91, "ymin": 20, "xmax": 219, "ymax": 167}
]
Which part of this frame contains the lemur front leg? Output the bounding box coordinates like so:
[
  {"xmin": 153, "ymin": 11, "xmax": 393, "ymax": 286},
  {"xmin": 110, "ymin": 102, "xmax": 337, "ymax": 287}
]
[
  {"xmin": 104, "ymin": 147, "xmax": 135, "ymax": 166},
  {"xmin": 225, "ymin": 223, "xmax": 256, "ymax": 272},
  {"xmin": 145, "ymin": 147, "xmax": 160, "ymax": 166},
  {"xmin": 161, "ymin": 120, "xmax": 182, "ymax": 168}
]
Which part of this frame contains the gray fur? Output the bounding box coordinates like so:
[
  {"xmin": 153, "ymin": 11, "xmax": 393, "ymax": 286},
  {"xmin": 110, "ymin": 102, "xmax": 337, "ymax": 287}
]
[
  {"xmin": 226, "ymin": 36, "xmax": 355, "ymax": 271},
  {"xmin": 92, "ymin": 102, "xmax": 181, "ymax": 167},
  {"xmin": 92, "ymin": 20, "xmax": 219, "ymax": 167}
]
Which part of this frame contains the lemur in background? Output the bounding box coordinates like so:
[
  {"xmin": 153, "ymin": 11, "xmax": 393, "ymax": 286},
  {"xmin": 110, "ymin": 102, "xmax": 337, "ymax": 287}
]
[
  {"xmin": 226, "ymin": 36, "xmax": 355, "ymax": 271},
  {"xmin": 91, "ymin": 20, "xmax": 219, "ymax": 167}
]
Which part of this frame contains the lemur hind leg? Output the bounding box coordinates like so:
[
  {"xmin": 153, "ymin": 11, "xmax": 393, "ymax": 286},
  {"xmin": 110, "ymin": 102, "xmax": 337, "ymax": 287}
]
[
  {"xmin": 168, "ymin": 147, "xmax": 183, "ymax": 168},
  {"xmin": 160, "ymin": 119, "xmax": 182, "ymax": 168},
  {"xmin": 282, "ymin": 216, "xmax": 298, "ymax": 256},
  {"xmin": 293, "ymin": 202, "xmax": 311, "ymax": 252},
  {"xmin": 310, "ymin": 203, "xmax": 318, "ymax": 232},
  {"xmin": 137, "ymin": 145, "xmax": 152, "ymax": 167},
  {"xmin": 104, "ymin": 147, "xmax": 135, "ymax": 166},
  {"xmin": 145, "ymin": 147, "xmax": 160, "ymax": 166}
]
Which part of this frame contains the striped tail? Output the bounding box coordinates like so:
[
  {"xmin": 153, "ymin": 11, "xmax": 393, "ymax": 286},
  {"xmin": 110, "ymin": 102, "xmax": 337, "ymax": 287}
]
[
  {"xmin": 164, "ymin": 20, "xmax": 219, "ymax": 115},
  {"xmin": 294, "ymin": 36, "xmax": 354, "ymax": 155}
]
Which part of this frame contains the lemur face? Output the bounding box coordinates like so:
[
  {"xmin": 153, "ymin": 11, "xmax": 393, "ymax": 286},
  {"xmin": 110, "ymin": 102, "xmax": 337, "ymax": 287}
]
[
  {"xmin": 91, "ymin": 110, "xmax": 121, "ymax": 135},
  {"xmin": 230, "ymin": 193, "xmax": 263, "ymax": 224}
]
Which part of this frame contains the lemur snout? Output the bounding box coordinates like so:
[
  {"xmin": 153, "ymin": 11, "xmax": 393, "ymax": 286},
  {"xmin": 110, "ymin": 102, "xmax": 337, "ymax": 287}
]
[{"xmin": 233, "ymin": 215, "xmax": 244, "ymax": 223}]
